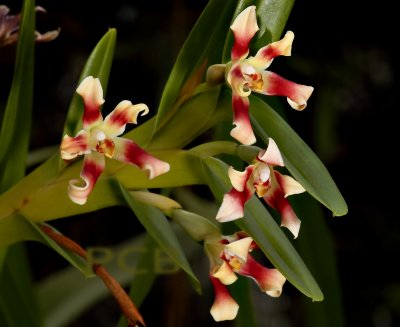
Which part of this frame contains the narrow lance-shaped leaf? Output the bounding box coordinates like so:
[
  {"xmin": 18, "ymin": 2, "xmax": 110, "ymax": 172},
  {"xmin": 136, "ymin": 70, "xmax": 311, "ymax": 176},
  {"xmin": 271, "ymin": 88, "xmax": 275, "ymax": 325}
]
[
  {"xmin": 0, "ymin": 213, "xmax": 93, "ymax": 277},
  {"xmin": 154, "ymin": 0, "xmax": 237, "ymax": 130},
  {"xmin": 249, "ymin": 95, "xmax": 348, "ymax": 216},
  {"xmin": 0, "ymin": 0, "xmax": 35, "ymax": 192},
  {"xmin": 62, "ymin": 28, "xmax": 116, "ymax": 137},
  {"xmin": 0, "ymin": 1, "xmax": 42, "ymax": 326},
  {"xmin": 119, "ymin": 185, "xmax": 201, "ymax": 294},
  {"xmin": 202, "ymin": 156, "xmax": 323, "ymax": 301},
  {"xmin": 292, "ymin": 195, "xmax": 345, "ymax": 327}
]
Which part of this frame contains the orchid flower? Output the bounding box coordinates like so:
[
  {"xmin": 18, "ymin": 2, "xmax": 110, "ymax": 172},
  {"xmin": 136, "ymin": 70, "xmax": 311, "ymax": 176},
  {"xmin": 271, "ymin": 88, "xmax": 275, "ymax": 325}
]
[
  {"xmin": 206, "ymin": 231, "xmax": 286, "ymax": 321},
  {"xmin": 208, "ymin": 6, "xmax": 313, "ymax": 145},
  {"xmin": 0, "ymin": 5, "xmax": 59, "ymax": 47},
  {"xmin": 216, "ymin": 138, "xmax": 305, "ymax": 238},
  {"xmin": 60, "ymin": 76, "xmax": 170, "ymax": 205}
]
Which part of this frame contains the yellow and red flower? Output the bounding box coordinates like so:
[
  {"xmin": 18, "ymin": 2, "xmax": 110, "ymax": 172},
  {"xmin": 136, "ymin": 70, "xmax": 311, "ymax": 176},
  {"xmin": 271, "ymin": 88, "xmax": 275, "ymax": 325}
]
[
  {"xmin": 216, "ymin": 138, "xmax": 305, "ymax": 238},
  {"xmin": 225, "ymin": 6, "xmax": 313, "ymax": 145},
  {"xmin": 206, "ymin": 231, "xmax": 286, "ymax": 321},
  {"xmin": 60, "ymin": 76, "xmax": 170, "ymax": 204}
]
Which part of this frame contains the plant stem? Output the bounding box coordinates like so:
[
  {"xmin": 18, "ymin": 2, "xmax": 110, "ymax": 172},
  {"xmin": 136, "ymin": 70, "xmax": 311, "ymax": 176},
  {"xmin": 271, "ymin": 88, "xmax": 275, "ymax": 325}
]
[{"xmin": 40, "ymin": 225, "xmax": 145, "ymax": 327}]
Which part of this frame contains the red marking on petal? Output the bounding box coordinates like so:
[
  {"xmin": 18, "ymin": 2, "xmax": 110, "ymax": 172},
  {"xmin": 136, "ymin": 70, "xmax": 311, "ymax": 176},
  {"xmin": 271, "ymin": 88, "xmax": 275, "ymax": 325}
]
[
  {"xmin": 231, "ymin": 94, "xmax": 256, "ymax": 145},
  {"xmin": 83, "ymin": 103, "xmax": 102, "ymax": 128},
  {"xmin": 216, "ymin": 187, "xmax": 252, "ymax": 222},
  {"xmin": 264, "ymin": 171, "xmax": 301, "ymax": 237},
  {"xmin": 230, "ymin": 6, "xmax": 259, "ymax": 61},
  {"xmin": 60, "ymin": 131, "xmax": 89, "ymax": 160},
  {"xmin": 236, "ymin": 254, "xmax": 285, "ymax": 295},
  {"xmin": 113, "ymin": 138, "xmax": 170, "ymax": 179},
  {"xmin": 68, "ymin": 154, "xmax": 105, "ymax": 205},
  {"xmin": 259, "ymin": 71, "xmax": 313, "ymax": 110}
]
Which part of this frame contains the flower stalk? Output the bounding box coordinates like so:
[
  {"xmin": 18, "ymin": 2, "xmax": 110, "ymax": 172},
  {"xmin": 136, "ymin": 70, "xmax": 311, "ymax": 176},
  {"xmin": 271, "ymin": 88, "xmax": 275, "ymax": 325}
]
[{"xmin": 40, "ymin": 225, "xmax": 146, "ymax": 327}]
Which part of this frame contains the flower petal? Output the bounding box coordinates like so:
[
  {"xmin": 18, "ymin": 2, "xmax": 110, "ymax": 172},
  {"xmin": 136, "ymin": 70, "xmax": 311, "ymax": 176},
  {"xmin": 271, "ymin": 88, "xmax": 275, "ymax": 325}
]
[
  {"xmin": 258, "ymin": 138, "xmax": 284, "ymax": 167},
  {"xmin": 60, "ymin": 130, "xmax": 90, "ymax": 160},
  {"xmin": 34, "ymin": 29, "xmax": 60, "ymax": 43},
  {"xmin": 212, "ymin": 261, "xmax": 238, "ymax": 285},
  {"xmin": 76, "ymin": 76, "xmax": 105, "ymax": 129},
  {"xmin": 247, "ymin": 31, "xmax": 294, "ymax": 70},
  {"xmin": 102, "ymin": 100, "xmax": 149, "ymax": 138},
  {"xmin": 228, "ymin": 165, "xmax": 253, "ymax": 192},
  {"xmin": 263, "ymin": 171, "xmax": 301, "ymax": 238},
  {"xmin": 209, "ymin": 275, "xmax": 239, "ymax": 322},
  {"xmin": 224, "ymin": 236, "xmax": 253, "ymax": 262},
  {"xmin": 68, "ymin": 152, "xmax": 105, "ymax": 205},
  {"xmin": 230, "ymin": 93, "xmax": 256, "ymax": 145},
  {"xmin": 254, "ymin": 71, "xmax": 314, "ymax": 111},
  {"xmin": 230, "ymin": 5, "xmax": 259, "ymax": 61},
  {"xmin": 275, "ymin": 170, "xmax": 305, "ymax": 197},
  {"xmin": 216, "ymin": 188, "xmax": 251, "ymax": 223},
  {"xmin": 236, "ymin": 255, "xmax": 286, "ymax": 296},
  {"xmin": 113, "ymin": 138, "xmax": 170, "ymax": 179}
]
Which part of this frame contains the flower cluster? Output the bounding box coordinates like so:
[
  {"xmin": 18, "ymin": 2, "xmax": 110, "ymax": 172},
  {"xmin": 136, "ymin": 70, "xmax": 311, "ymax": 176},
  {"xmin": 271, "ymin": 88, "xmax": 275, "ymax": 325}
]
[{"xmin": 59, "ymin": 5, "xmax": 313, "ymax": 322}]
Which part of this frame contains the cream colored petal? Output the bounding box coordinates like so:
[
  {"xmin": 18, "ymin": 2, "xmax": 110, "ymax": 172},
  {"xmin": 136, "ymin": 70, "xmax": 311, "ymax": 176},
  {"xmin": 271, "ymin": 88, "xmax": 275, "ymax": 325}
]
[
  {"xmin": 258, "ymin": 138, "xmax": 284, "ymax": 167},
  {"xmin": 212, "ymin": 261, "xmax": 238, "ymax": 285},
  {"xmin": 224, "ymin": 237, "xmax": 253, "ymax": 262}
]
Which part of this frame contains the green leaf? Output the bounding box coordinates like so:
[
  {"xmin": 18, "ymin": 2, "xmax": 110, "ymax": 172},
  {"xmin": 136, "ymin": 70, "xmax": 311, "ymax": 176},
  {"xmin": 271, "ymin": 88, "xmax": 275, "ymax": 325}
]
[
  {"xmin": 0, "ymin": 0, "xmax": 35, "ymax": 192},
  {"xmin": 119, "ymin": 185, "xmax": 201, "ymax": 294},
  {"xmin": 147, "ymin": 87, "xmax": 221, "ymax": 150},
  {"xmin": 62, "ymin": 28, "xmax": 116, "ymax": 137},
  {"xmin": 0, "ymin": 244, "xmax": 42, "ymax": 327},
  {"xmin": 0, "ymin": 213, "xmax": 93, "ymax": 277},
  {"xmin": 250, "ymin": 95, "xmax": 348, "ymax": 216},
  {"xmin": 222, "ymin": 0, "xmax": 295, "ymax": 63},
  {"xmin": 202, "ymin": 157, "xmax": 323, "ymax": 301},
  {"xmin": 292, "ymin": 195, "xmax": 345, "ymax": 327},
  {"xmin": 154, "ymin": 0, "xmax": 237, "ymax": 130},
  {"xmin": 231, "ymin": 278, "xmax": 257, "ymax": 327}
]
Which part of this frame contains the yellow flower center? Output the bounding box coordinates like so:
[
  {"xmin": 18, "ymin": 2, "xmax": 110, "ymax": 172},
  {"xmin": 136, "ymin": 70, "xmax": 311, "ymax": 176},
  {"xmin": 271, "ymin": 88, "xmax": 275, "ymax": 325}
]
[
  {"xmin": 229, "ymin": 257, "xmax": 242, "ymax": 271},
  {"xmin": 96, "ymin": 138, "xmax": 115, "ymax": 158}
]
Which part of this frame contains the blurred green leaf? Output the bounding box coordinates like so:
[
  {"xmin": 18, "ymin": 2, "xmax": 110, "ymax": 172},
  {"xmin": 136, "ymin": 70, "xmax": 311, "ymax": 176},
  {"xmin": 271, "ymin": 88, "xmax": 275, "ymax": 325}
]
[
  {"xmin": 231, "ymin": 277, "xmax": 257, "ymax": 327},
  {"xmin": 120, "ymin": 185, "xmax": 201, "ymax": 294},
  {"xmin": 154, "ymin": 0, "xmax": 237, "ymax": 130},
  {"xmin": 117, "ymin": 234, "xmax": 158, "ymax": 327},
  {"xmin": 0, "ymin": 213, "xmax": 92, "ymax": 277},
  {"xmin": 202, "ymin": 156, "xmax": 323, "ymax": 301},
  {"xmin": 62, "ymin": 28, "xmax": 116, "ymax": 137},
  {"xmin": 250, "ymin": 95, "xmax": 348, "ymax": 216},
  {"xmin": 293, "ymin": 194, "xmax": 344, "ymax": 327},
  {"xmin": 0, "ymin": 1, "xmax": 42, "ymax": 325},
  {"xmin": 0, "ymin": 244, "xmax": 41, "ymax": 327},
  {"xmin": 0, "ymin": 0, "xmax": 35, "ymax": 192},
  {"xmin": 37, "ymin": 233, "xmax": 146, "ymax": 327},
  {"xmin": 222, "ymin": 0, "xmax": 295, "ymax": 63}
]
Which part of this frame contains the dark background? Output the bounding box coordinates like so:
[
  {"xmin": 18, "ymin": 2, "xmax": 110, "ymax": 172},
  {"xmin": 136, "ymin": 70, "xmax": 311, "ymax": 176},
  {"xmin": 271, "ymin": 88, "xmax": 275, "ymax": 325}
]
[{"xmin": 0, "ymin": 0, "xmax": 398, "ymax": 326}]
